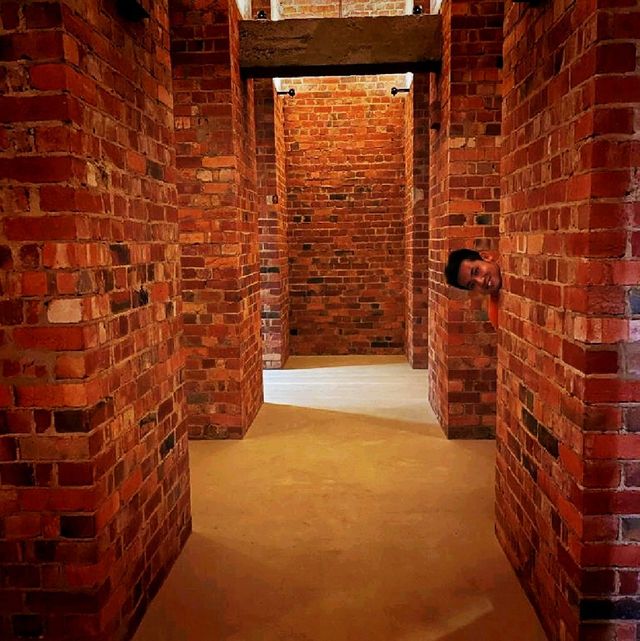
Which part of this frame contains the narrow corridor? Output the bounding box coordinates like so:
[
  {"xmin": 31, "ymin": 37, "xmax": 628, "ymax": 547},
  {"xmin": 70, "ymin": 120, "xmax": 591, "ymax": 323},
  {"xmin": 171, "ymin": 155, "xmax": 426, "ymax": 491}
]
[{"xmin": 132, "ymin": 357, "xmax": 546, "ymax": 641}]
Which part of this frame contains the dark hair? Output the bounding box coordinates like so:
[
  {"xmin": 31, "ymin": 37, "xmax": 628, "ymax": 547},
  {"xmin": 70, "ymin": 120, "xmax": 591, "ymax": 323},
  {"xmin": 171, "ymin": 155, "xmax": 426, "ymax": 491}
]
[{"xmin": 444, "ymin": 248, "xmax": 482, "ymax": 289}]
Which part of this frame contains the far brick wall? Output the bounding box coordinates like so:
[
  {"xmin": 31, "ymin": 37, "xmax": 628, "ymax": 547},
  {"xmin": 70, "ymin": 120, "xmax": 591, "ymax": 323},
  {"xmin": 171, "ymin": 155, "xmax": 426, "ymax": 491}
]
[
  {"xmin": 278, "ymin": 0, "xmax": 408, "ymax": 17},
  {"xmin": 498, "ymin": 2, "xmax": 640, "ymax": 640},
  {"xmin": 284, "ymin": 75, "xmax": 408, "ymax": 355},
  {"xmin": 0, "ymin": 2, "xmax": 190, "ymax": 640}
]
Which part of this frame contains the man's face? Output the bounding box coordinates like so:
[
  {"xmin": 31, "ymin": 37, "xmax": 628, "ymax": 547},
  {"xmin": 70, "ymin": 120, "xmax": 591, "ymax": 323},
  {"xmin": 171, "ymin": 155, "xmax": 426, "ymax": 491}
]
[{"xmin": 458, "ymin": 256, "xmax": 501, "ymax": 295}]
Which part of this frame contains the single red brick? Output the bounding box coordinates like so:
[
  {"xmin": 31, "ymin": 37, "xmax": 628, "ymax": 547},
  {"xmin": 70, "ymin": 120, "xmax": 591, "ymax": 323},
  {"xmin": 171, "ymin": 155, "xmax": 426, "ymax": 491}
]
[
  {"xmin": 24, "ymin": 2, "xmax": 63, "ymax": 28},
  {"xmin": 0, "ymin": 300, "xmax": 23, "ymax": 325},
  {"xmin": 0, "ymin": 95, "xmax": 70, "ymax": 124},
  {"xmin": 60, "ymin": 514, "xmax": 95, "ymax": 539},
  {"xmin": 595, "ymin": 42, "xmax": 638, "ymax": 75},
  {"xmin": 21, "ymin": 272, "xmax": 48, "ymax": 296},
  {"xmin": 0, "ymin": 384, "xmax": 14, "ymax": 407},
  {"xmin": 30, "ymin": 63, "xmax": 68, "ymax": 91},
  {"xmin": 6, "ymin": 215, "xmax": 78, "ymax": 241},
  {"xmin": 582, "ymin": 543, "xmax": 640, "ymax": 567},
  {"xmin": 0, "ymin": 31, "xmax": 64, "ymax": 62},
  {"xmin": 0, "ymin": 437, "xmax": 18, "ymax": 461},
  {"xmin": 619, "ymin": 570, "xmax": 639, "ymax": 594},
  {"xmin": 0, "ymin": 3, "xmax": 20, "ymax": 30},
  {"xmin": 4, "ymin": 513, "xmax": 42, "ymax": 539},
  {"xmin": 15, "ymin": 383, "xmax": 89, "ymax": 408},
  {"xmin": 58, "ymin": 462, "xmax": 93, "ymax": 486},
  {"xmin": 13, "ymin": 327, "xmax": 86, "ymax": 350}
]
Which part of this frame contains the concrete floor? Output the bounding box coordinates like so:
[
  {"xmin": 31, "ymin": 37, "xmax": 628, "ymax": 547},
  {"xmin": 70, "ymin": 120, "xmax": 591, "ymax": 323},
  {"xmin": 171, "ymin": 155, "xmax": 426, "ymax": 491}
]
[{"xmin": 132, "ymin": 356, "xmax": 547, "ymax": 641}]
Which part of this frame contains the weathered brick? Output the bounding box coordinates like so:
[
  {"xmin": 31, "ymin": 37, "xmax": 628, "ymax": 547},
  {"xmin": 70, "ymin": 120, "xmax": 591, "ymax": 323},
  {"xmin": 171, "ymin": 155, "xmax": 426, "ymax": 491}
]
[
  {"xmin": 0, "ymin": 300, "xmax": 23, "ymax": 325},
  {"xmin": 60, "ymin": 515, "xmax": 95, "ymax": 539},
  {"xmin": 25, "ymin": 2, "xmax": 63, "ymax": 28},
  {"xmin": 58, "ymin": 462, "xmax": 93, "ymax": 486}
]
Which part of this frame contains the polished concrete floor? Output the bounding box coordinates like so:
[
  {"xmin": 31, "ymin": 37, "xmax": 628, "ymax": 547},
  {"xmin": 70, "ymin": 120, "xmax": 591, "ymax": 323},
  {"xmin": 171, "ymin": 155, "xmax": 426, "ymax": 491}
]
[{"xmin": 132, "ymin": 356, "xmax": 547, "ymax": 641}]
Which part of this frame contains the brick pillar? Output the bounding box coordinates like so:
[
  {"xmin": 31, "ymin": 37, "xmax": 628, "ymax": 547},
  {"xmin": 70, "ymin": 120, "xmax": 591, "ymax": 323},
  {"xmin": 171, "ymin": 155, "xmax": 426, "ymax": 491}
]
[
  {"xmin": 0, "ymin": 2, "xmax": 190, "ymax": 640},
  {"xmin": 256, "ymin": 79, "xmax": 290, "ymax": 369},
  {"xmin": 406, "ymin": 72, "xmax": 429, "ymax": 369},
  {"xmin": 171, "ymin": 0, "xmax": 263, "ymax": 439},
  {"xmin": 427, "ymin": 0, "xmax": 503, "ymax": 438},
  {"xmin": 498, "ymin": 2, "xmax": 640, "ymax": 640},
  {"xmin": 404, "ymin": 82, "xmax": 416, "ymax": 364}
]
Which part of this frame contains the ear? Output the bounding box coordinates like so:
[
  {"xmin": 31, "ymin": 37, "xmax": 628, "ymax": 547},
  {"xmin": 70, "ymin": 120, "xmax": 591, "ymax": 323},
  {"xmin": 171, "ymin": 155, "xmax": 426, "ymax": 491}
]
[{"xmin": 479, "ymin": 250, "xmax": 495, "ymax": 262}]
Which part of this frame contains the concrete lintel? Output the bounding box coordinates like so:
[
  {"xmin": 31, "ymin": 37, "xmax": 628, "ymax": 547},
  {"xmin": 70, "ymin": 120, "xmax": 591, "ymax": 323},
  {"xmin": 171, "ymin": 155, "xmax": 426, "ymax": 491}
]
[{"xmin": 240, "ymin": 15, "xmax": 442, "ymax": 78}]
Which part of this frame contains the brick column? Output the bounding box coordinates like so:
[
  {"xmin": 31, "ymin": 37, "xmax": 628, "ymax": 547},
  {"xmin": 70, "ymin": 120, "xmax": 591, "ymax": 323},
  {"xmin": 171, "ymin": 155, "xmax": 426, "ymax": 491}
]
[
  {"xmin": 0, "ymin": 2, "xmax": 190, "ymax": 640},
  {"xmin": 427, "ymin": 0, "xmax": 503, "ymax": 438},
  {"xmin": 171, "ymin": 0, "xmax": 262, "ymax": 439},
  {"xmin": 498, "ymin": 2, "xmax": 640, "ymax": 640},
  {"xmin": 406, "ymin": 72, "xmax": 430, "ymax": 369},
  {"xmin": 256, "ymin": 79, "xmax": 290, "ymax": 369},
  {"xmin": 404, "ymin": 83, "xmax": 415, "ymax": 365}
]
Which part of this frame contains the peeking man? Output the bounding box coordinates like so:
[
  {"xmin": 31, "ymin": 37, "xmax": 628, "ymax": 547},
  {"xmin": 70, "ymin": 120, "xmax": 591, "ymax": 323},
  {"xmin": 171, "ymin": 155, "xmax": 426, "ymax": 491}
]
[{"xmin": 444, "ymin": 249, "xmax": 502, "ymax": 328}]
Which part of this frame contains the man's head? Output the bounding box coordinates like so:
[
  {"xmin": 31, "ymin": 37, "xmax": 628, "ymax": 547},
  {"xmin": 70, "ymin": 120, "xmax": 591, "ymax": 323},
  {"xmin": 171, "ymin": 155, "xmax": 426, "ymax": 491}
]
[{"xmin": 445, "ymin": 249, "xmax": 502, "ymax": 295}]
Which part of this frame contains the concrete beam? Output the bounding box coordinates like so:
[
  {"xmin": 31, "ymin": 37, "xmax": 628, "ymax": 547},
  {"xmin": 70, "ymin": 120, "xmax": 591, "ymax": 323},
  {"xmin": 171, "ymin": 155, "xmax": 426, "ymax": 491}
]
[{"xmin": 239, "ymin": 15, "xmax": 442, "ymax": 78}]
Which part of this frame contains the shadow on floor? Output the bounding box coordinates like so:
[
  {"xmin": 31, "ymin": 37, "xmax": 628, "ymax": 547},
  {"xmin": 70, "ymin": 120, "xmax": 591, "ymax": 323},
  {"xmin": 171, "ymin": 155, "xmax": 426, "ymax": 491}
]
[
  {"xmin": 132, "ymin": 356, "xmax": 546, "ymax": 641},
  {"xmin": 247, "ymin": 403, "xmax": 443, "ymax": 438}
]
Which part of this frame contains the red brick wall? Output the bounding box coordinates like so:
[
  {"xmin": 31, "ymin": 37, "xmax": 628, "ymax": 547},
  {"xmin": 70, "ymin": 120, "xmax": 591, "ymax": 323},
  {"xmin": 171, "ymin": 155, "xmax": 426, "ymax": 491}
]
[
  {"xmin": 256, "ymin": 79, "xmax": 290, "ymax": 369},
  {"xmin": 498, "ymin": 2, "xmax": 640, "ymax": 640},
  {"xmin": 427, "ymin": 0, "xmax": 503, "ymax": 438},
  {"xmin": 407, "ymin": 72, "xmax": 429, "ymax": 368},
  {"xmin": 277, "ymin": 0, "xmax": 408, "ymax": 17},
  {"xmin": 172, "ymin": 0, "xmax": 262, "ymax": 438},
  {"xmin": 0, "ymin": 2, "xmax": 190, "ymax": 640},
  {"xmin": 284, "ymin": 76, "xmax": 407, "ymax": 355}
]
